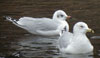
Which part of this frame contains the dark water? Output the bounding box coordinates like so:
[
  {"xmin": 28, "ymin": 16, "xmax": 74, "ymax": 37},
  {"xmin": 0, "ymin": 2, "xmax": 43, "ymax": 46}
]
[{"xmin": 0, "ymin": 0, "xmax": 100, "ymax": 58}]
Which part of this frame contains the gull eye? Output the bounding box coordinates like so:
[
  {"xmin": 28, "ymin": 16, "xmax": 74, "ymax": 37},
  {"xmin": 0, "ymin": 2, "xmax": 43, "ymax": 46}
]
[
  {"xmin": 57, "ymin": 14, "xmax": 64, "ymax": 18},
  {"xmin": 80, "ymin": 25, "xmax": 84, "ymax": 28},
  {"xmin": 60, "ymin": 14, "xmax": 64, "ymax": 17}
]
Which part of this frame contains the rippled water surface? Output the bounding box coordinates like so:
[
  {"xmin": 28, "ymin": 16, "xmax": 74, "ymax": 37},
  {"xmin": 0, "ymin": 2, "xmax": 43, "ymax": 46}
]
[
  {"xmin": 8, "ymin": 35, "xmax": 100, "ymax": 58},
  {"xmin": 0, "ymin": 0, "xmax": 100, "ymax": 58}
]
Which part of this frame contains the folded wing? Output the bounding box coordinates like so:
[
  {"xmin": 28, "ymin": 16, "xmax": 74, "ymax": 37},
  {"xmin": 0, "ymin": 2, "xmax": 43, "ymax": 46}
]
[{"xmin": 58, "ymin": 31, "xmax": 73, "ymax": 48}]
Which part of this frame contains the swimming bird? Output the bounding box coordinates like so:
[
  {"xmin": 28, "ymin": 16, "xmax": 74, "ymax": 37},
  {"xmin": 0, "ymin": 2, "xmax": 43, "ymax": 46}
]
[
  {"xmin": 4, "ymin": 10, "xmax": 71, "ymax": 36},
  {"xmin": 58, "ymin": 22, "xmax": 94, "ymax": 54}
]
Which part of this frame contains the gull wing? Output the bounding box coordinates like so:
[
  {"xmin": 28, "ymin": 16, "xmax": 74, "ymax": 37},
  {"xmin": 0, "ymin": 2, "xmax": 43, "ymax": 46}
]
[
  {"xmin": 17, "ymin": 17, "xmax": 59, "ymax": 31},
  {"xmin": 58, "ymin": 31, "xmax": 73, "ymax": 48}
]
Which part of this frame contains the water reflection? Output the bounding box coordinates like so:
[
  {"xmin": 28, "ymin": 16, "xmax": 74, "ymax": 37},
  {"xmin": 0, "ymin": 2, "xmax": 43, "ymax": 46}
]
[
  {"xmin": 57, "ymin": 54, "xmax": 93, "ymax": 58},
  {"xmin": 91, "ymin": 36, "xmax": 100, "ymax": 39},
  {"xmin": 17, "ymin": 35, "xmax": 58, "ymax": 57},
  {"xmin": 13, "ymin": 35, "xmax": 94, "ymax": 58}
]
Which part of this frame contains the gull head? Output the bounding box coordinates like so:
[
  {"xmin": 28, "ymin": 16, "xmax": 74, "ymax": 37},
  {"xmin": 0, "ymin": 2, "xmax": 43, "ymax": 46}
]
[
  {"xmin": 73, "ymin": 22, "xmax": 94, "ymax": 34},
  {"xmin": 53, "ymin": 10, "xmax": 71, "ymax": 20}
]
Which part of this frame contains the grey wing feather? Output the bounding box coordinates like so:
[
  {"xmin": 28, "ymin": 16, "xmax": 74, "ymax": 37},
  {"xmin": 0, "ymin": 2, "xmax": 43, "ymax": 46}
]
[
  {"xmin": 17, "ymin": 17, "xmax": 58, "ymax": 31},
  {"xmin": 58, "ymin": 32, "xmax": 73, "ymax": 48}
]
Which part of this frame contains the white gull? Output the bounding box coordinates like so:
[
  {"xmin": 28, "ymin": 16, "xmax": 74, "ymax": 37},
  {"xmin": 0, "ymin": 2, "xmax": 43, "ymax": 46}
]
[
  {"xmin": 4, "ymin": 10, "xmax": 71, "ymax": 36},
  {"xmin": 58, "ymin": 22, "xmax": 94, "ymax": 54}
]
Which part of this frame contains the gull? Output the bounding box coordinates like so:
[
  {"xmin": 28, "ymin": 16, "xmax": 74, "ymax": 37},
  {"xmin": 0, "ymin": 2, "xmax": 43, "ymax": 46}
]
[
  {"xmin": 4, "ymin": 10, "xmax": 71, "ymax": 36},
  {"xmin": 58, "ymin": 22, "xmax": 94, "ymax": 54}
]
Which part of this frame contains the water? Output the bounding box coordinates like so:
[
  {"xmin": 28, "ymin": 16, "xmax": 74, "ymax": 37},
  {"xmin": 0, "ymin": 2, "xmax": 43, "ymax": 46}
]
[
  {"xmin": 0, "ymin": 0, "xmax": 100, "ymax": 58},
  {"xmin": 10, "ymin": 35, "xmax": 96, "ymax": 58},
  {"xmin": 1, "ymin": 34, "xmax": 100, "ymax": 58}
]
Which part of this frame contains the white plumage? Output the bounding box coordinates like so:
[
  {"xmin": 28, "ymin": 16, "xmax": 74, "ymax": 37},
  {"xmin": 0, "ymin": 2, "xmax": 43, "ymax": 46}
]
[
  {"xmin": 5, "ymin": 10, "xmax": 71, "ymax": 36},
  {"xmin": 58, "ymin": 22, "xmax": 94, "ymax": 54}
]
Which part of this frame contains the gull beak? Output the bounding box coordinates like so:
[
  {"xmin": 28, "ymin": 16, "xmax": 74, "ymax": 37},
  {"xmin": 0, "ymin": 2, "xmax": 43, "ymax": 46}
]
[
  {"xmin": 87, "ymin": 28, "xmax": 94, "ymax": 33},
  {"xmin": 67, "ymin": 16, "xmax": 72, "ymax": 19}
]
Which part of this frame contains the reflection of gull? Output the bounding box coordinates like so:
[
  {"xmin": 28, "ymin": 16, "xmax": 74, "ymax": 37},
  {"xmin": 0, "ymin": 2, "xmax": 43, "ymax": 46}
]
[
  {"xmin": 58, "ymin": 22, "xmax": 94, "ymax": 54},
  {"xmin": 53, "ymin": 54, "xmax": 93, "ymax": 58},
  {"xmin": 67, "ymin": 54, "xmax": 93, "ymax": 58},
  {"xmin": 61, "ymin": 54, "xmax": 93, "ymax": 58},
  {"xmin": 67, "ymin": 55, "xmax": 93, "ymax": 58},
  {"xmin": 4, "ymin": 10, "xmax": 71, "ymax": 36}
]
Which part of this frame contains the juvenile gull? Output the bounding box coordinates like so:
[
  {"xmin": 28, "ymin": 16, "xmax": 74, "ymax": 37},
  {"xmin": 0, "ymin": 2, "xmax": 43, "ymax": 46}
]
[
  {"xmin": 58, "ymin": 22, "xmax": 94, "ymax": 54},
  {"xmin": 4, "ymin": 10, "xmax": 71, "ymax": 36}
]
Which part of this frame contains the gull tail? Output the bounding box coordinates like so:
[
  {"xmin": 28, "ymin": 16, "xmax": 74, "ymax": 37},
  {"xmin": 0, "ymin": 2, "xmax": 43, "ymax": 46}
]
[{"xmin": 3, "ymin": 16, "xmax": 22, "ymax": 27}]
